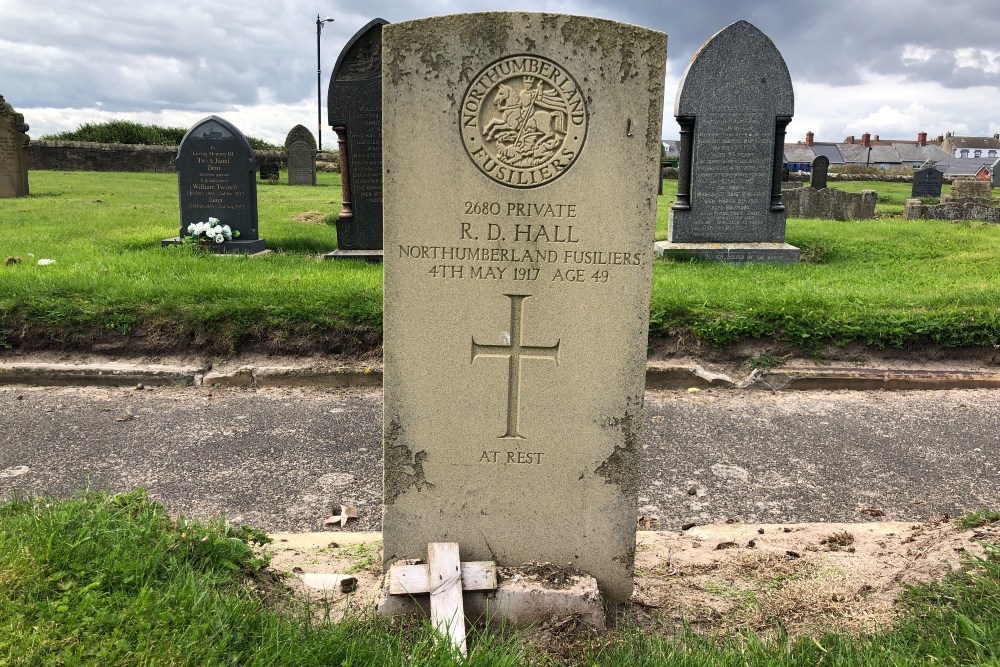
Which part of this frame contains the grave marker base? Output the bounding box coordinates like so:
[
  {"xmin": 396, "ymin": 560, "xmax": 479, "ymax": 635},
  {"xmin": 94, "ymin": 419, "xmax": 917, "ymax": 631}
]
[
  {"xmin": 161, "ymin": 238, "xmax": 267, "ymax": 254},
  {"xmin": 323, "ymin": 248, "xmax": 383, "ymax": 262},
  {"xmin": 655, "ymin": 241, "xmax": 800, "ymax": 264}
]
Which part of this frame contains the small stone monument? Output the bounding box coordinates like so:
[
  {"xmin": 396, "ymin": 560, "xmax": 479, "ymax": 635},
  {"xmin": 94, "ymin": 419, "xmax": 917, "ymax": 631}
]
[
  {"xmin": 259, "ymin": 162, "xmax": 279, "ymax": 182},
  {"xmin": 163, "ymin": 115, "xmax": 265, "ymax": 253},
  {"xmin": 381, "ymin": 11, "xmax": 666, "ymax": 608},
  {"xmin": 947, "ymin": 178, "xmax": 992, "ymax": 201},
  {"xmin": 810, "ymin": 155, "xmax": 829, "ymax": 189},
  {"xmin": 325, "ymin": 18, "xmax": 388, "ymax": 261},
  {"xmin": 285, "ymin": 124, "xmax": 317, "ymax": 186},
  {"xmin": 911, "ymin": 166, "xmax": 943, "ymax": 198},
  {"xmin": 656, "ymin": 20, "xmax": 799, "ymax": 263},
  {"xmin": 0, "ymin": 93, "xmax": 30, "ymax": 198}
]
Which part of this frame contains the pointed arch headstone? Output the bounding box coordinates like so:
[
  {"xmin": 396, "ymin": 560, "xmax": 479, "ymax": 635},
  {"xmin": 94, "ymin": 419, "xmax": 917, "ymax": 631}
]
[
  {"xmin": 657, "ymin": 21, "xmax": 799, "ymax": 263},
  {"xmin": 326, "ymin": 18, "xmax": 388, "ymax": 261},
  {"xmin": 285, "ymin": 124, "xmax": 318, "ymax": 186}
]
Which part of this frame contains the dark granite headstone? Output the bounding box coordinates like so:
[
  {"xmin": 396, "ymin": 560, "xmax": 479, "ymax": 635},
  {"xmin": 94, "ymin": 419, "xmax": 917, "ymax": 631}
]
[
  {"xmin": 259, "ymin": 163, "xmax": 280, "ymax": 181},
  {"xmin": 0, "ymin": 94, "xmax": 30, "ymax": 198},
  {"xmin": 810, "ymin": 155, "xmax": 829, "ymax": 189},
  {"xmin": 285, "ymin": 124, "xmax": 317, "ymax": 185},
  {"xmin": 325, "ymin": 18, "xmax": 388, "ymax": 261},
  {"xmin": 661, "ymin": 21, "xmax": 798, "ymax": 263},
  {"xmin": 911, "ymin": 167, "xmax": 943, "ymax": 198},
  {"xmin": 164, "ymin": 115, "xmax": 264, "ymax": 253}
]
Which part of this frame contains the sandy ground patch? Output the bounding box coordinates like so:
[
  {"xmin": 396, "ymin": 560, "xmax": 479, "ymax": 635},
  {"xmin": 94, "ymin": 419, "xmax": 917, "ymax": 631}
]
[{"xmin": 261, "ymin": 518, "xmax": 998, "ymax": 640}]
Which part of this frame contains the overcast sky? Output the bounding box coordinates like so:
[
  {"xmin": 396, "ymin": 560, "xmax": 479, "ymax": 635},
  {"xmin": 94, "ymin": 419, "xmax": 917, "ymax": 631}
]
[{"xmin": 3, "ymin": 0, "xmax": 1000, "ymax": 147}]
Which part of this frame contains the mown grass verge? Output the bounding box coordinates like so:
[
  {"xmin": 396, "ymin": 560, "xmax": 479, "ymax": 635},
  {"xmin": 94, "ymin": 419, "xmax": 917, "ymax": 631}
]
[
  {"xmin": 2, "ymin": 172, "xmax": 999, "ymax": 354},
  {"xmin": 1, "ymin": 490, "xmax": 998, "ymax": 665}
]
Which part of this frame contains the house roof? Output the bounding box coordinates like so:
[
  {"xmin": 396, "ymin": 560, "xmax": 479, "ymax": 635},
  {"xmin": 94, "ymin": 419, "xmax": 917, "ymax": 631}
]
[
  {"xmin": 661, "ymin": 139, "xmax": 680, "ymax": 157},
  {"xmin": 812, "ymin": 144, "xmax": 845, "ymax": 164},
  {"xmin": 927, "ymin": 157, "xmax": 996, "ymax": 177},
  {"xmin": 783, "ymin": 145, "xmax": 815, "ymax": 163},
  {"xmin": 895, "ymin": 143, "xmax": 950, "ymax": 163},
  {"xmin": 838, "ymin": 143, "xmax": 901, "ymax": 164},
  {"xmin": 946, "ymin": 135, "xmax": 1000, "ymax": 150}
]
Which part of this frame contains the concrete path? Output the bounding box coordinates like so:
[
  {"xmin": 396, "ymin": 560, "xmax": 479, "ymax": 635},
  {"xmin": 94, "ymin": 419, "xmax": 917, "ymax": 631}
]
[{"xmin": 2, "ymin": 384, "xmax": 997, "ymax": 532}]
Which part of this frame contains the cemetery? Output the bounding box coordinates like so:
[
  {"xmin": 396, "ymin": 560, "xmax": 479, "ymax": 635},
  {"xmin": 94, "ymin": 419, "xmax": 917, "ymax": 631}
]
[{"xmin": 1, "ymin": 7, "xmax": 1000, "ymax": 666}]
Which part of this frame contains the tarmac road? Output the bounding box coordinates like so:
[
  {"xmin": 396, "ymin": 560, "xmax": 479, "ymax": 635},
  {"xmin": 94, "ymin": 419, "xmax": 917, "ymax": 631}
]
[{"xmin": 0, "ymin": 384, "xmax": 997, "ymax": 532}]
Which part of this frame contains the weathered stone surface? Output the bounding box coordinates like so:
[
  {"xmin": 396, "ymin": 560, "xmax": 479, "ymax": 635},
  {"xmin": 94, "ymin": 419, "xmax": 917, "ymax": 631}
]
[
  {"xmin": 326, "ymin": 18, "xmax": 387, "ymax": 260},
  {"xmin": 947, "ymin": 178, "xmax": 992, "ymax": 201},
  {"xmin": 285, "ymin": 125, "xmax": 317, "ymax": 186},
  {"xmin": 380, "ymin": 569, "xmax": 606, "ymax": 630},
  {"xmin": 667, "ymin": 20, "xmax": 795, "ymax": 263},
  {"xmin": 911, "ymin": 167, "xmax": 943, "ymax": 198},
  {"xmin": 782, "ymin": 187, "xmax": 877, "ymax": 220},
  {"xmin": 382, "ymin": 12, "xmax": 666, "ymax": 605},
  {"xmin": 0, "ymin": 362, "xmax": 201, "ymax": 387},
  {"xmin": 810, "ymin": 155, "xmax": 829, "ymax": 189},
  {"xmin": 169, "ymin": 115, "xmax": 265, "ymax": 253},
  {"xmin": 0, "ymin": 93, "xmax": 30, "ymax": 198},
  {"xmin": 904, "ymin": 197, "xmax": 1000, "ymax": 222}
]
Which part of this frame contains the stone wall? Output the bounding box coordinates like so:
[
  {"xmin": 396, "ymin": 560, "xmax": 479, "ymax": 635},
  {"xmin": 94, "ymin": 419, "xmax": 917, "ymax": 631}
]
[
  {"xmin": 904, "ymin": 198, "xmax": 1000, "ymax": 222},
  {"xmin": 25, "ymin": 140, "xmax": 292, "ymax": 173},
  {"xmin": 782, "ymin": 187, "xmax": 877, "ymax": 220}
]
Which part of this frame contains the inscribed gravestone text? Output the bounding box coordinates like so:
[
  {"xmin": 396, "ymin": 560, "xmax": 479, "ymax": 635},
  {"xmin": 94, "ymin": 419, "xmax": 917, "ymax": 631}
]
[
  {"xmin": 382, "ymin": 12, "xmax": 666, "ymax": 605},
  {"xmin": 0, "ymin": 93, "xmax": 29, "ymax": 198},
  {"xmin": 327, "ymin": 18, "xmax": 387, "ymax": 258}
]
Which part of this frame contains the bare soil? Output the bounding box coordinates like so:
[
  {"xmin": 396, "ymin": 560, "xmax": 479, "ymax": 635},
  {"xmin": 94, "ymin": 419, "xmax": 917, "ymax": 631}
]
[{"xmin": 262, "ymin": 518, "xmax": 997, "ymax": 643}]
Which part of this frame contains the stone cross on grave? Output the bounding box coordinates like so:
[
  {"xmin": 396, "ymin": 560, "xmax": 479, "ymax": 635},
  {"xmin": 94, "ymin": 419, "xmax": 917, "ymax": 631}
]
[
  {"xmin": 471, "ymin": 294, "xmax": 560, "ymax": 439},
  {"xmin": 387, "ymin": 543, "xmax": 498, "ymax": 655}
]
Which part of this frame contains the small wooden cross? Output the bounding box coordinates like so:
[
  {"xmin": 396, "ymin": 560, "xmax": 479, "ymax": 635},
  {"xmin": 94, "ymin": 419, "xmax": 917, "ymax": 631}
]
[{"xmin": 387, "ymin": 542, "xmax": 497, "ymax": 655}]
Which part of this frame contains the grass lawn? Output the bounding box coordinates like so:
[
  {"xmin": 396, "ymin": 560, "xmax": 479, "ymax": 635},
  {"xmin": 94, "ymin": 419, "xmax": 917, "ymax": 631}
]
[
  {"xmin": 1, "ymin": 171, "xmax": 999, "ymax": 354},
  {"xmin": 2, "ymin": 490, "xmax": 998, "ymax": 665}
]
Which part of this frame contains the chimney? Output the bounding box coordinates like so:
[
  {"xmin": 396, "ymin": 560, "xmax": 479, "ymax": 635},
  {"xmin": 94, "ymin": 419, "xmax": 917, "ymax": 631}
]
[
  {"xmin": 918, "ymin": 132, "xmax": 927, "ymax": 147},
  {"xmin": 846, "ymin": 135, "xmax": 855, "ymax": 144},
  {"xmin": 936, "ymin": 135, "xmax": 944, "ymax": 143},
  {"xmin": 805, "ymin": 131, "xmax": 814, "ymax": 147},
  {"xmin": 873, "ymin": 134, "xmax": 880, "ymax": 142},
  {"xmin": 862, "ymin": 132, "xmax": 871, "ymax": 147},
  {"xmin": 994, "ymin": 133, "xmax": 999, "ymax": 140}
]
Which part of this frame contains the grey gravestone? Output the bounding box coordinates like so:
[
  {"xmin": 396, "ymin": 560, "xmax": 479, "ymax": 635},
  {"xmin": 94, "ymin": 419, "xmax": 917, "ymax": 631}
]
[
  {"xmin": 382, "ymin": 12, "xmax": 665, "ymax": 605},
  {"xmin": 259, "ymin": 163, "xmax": 279, "ymax": 181},
  {"xmin": 658, "ymin": 21, "xmax": 798, "ymax": 263},
  {"xmin": 810, "ymin": 155, "xmax": 829, "ymax": 189},
  {"xmin": 0, "ymin": 94, "xmax": 30, "ymax": 198},
  {"xmin": 911, "ymin": 167, "xmax": 943, "ymax": 198},
  {"xmin": 163, "ymin": 115, "xmax": 264, "ymax": 253},
  {"xmin": 325, "ymin": 18, "xmax": 388, "ymax": 261},
  {"xmin": 285, "ymin": 125, "xmax": 317, "ymax": 185}
]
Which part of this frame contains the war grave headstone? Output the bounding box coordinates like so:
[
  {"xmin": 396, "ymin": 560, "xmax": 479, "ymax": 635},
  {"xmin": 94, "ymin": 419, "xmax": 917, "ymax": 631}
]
[
  {"xmin": 0, "ymin": 93, "xmax": 30, "ymax": 198},
  {"xmin": 381, "ymin": 12, "xmax": 666, "ymax": 608},
  {"xmin": 162, "ymin": 115, "xmax": 265, "ymax": 253},
  {"xmin": 911, "ymin": 166, "xmax": 943, "ymax": 198},
  {"xmin": 285, "ymin": 125, "xmax": 318, "ymax": 185},
  {"xmin": 810, "ymin": 155, "xmax": 829, "ymax": 189},
  {"xmin": 325, "ymin": 18, "xmax": 388, "ymax": 261},
  {"xmin": 655, "ymin": 20, "xmax": 799, "ymax": 263}
]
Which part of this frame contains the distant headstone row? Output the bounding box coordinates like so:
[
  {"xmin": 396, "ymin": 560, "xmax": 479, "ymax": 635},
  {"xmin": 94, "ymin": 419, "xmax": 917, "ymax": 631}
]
[{"xmin": 0, "ymin": 93, "xmax": 30, "ymax": 198}]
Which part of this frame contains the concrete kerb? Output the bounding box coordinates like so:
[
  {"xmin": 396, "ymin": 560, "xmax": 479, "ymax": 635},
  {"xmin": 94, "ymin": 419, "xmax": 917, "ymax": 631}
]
[{"xmin": 2, "ymin": 360, "xmax": 1000, "ymax": 391}]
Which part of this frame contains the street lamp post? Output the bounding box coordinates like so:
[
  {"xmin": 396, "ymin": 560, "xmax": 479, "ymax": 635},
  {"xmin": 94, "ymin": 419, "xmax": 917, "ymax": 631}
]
[{"xmin": 316, "ymin": 14, "xmax": 335, "ymax": 151}]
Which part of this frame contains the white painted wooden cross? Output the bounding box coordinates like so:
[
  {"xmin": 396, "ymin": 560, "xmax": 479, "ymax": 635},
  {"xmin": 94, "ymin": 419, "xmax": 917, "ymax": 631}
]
[{"xmin": 387, "ymin": 542, "xmax": 497, "ymax": 656}]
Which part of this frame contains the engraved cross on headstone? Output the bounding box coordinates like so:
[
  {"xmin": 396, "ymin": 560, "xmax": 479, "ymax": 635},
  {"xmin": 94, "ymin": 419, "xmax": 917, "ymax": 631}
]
[{"xmin": 471, "ymin": 294, "xmax": 560, "ymax": 439}]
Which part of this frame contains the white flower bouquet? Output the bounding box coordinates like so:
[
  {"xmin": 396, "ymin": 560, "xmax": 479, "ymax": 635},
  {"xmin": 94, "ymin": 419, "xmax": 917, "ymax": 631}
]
[{"xmin": 185, "ymin": 217, "xmax": 239, "ymax": 245}]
